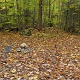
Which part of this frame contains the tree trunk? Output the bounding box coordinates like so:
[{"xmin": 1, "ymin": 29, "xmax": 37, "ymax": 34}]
[
  {"xmin": 4, "ymin": 0, "xmax": 8, "ymax": 21},
  {"xmin": 16, "ymin": 0, "xmax": 20, "ymax": 31},
  {"xmin": 49, "ymin": 0, "xmax": 51, "ymax": 20},
  {"xmin": 32, "ymin": 8, "xmax": 36, "ymax": 28},
  {"xmin": 38, "ymin": 0, "xmax": 42, "ymax": 31}
]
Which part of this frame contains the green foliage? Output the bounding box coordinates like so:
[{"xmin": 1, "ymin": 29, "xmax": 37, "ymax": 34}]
[
  {"xmin": 31, "ymin": 32, "xmax": 50, "ymax": 39},
  {"xmin": 75, "ymin": 27, "xmax": 80, "ymax": 34},
  {"xmin": 20, "ymin": 29, "xmax": 32, "ymax": 36},
  {"xmin": 61, "ymin": 0, "xmax": 80, "ymax": 34},
  {"xmin": 0, "ymin": 0, "xmax": 80, "ymax": 34}
]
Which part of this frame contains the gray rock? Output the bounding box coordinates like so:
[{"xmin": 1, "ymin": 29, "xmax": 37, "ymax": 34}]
[
  {"xmin": 16, "ymin": 47, "xmax": 21, "ymax": 52},
  {"xmin": 20, "ymin": 43, "xmax": 29, "ymax": 48},
  {"xmin": 4, "ymin": 46, "xmax": 12, "ymax": 53},
  {"xmin": 21, "ymin": 48, "xmax": 31, "ymax": 53},
  {"xmin": 16, "ymin": 43, "xmax": 31, "ymax": 53}
]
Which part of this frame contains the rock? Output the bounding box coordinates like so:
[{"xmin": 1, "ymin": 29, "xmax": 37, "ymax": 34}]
[
  {"xmin": 20, "ymin": 43, "xmax": 29, "ymax": 48},
  {"xmin": 4, "ymin": 46, "xmax": 12, "ymax": 53},
  {"xmin": 16, "ymin": 43, "xmax": 31, "ymax": 53},
  {"xmin": 16, "ymin": 47, "xmax": 21, "ymax": 52},
  {"xmin": 21, "ymin": 48, "xmax": 31, "ymax": 53},
  {"xmin": 16, "ymin": 47, "xmax": 31, "ymax": 53}
]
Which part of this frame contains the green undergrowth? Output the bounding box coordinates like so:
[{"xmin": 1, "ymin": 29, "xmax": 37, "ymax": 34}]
[
  {"xmin": 0, "ymin": 27, "xmax": 69, "ymax": 39},
  {"xmin": 30, "ymin": 27, "xmax": 68, "ymax": 39}
]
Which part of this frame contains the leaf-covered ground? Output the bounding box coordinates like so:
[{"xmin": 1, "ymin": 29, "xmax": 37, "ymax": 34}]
[{"xmin": 0, "ymin": 30, "xmax": 80, "ymax": 80}]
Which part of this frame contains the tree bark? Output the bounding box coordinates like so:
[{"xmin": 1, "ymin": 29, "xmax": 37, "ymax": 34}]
[{"xmin": 38, "ymin": 0, "xmax": 42, "ymax": 31}]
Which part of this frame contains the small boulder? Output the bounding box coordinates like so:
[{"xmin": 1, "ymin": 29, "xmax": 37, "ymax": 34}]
[
  {"xmin": 20, "ymin": 43, "xmax": 29, "ymax": 49},
  {"xmin": 4, "ymin": 46, "xmax": 12, "ymax": 53}
]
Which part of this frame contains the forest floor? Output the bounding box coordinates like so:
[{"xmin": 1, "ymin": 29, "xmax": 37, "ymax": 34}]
[{"xmin": 0, "ymin": 28, "xmax": 80, "ymax": 80}]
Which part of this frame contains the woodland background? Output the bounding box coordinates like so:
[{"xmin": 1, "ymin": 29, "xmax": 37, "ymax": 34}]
[{"xmin": 0, "ymin": 0, "xmax": 80, "ymax": 34}]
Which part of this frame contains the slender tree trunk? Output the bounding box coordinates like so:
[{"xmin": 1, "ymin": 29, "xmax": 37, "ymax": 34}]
[
  {"xmin": 16, "ymin": 0, "xmax": 20, "ymax": 31},
  {"xmin": 4, "ymin": 0, "xmax": 8, "ymax": 21},
  {"xmin": 49, "ymin": 0, "xmax": 51, "ymax": 21},
  {"xmin": 32, "ymin": 8, "xmax": 36, "ymax": 28},
  {"xmin": 48, "ymin": 0, "xmax": 51, "ymax": 27},
  {"xmin": 38, "ymin": 0, "xmax": 42, "ymax": 31}
]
